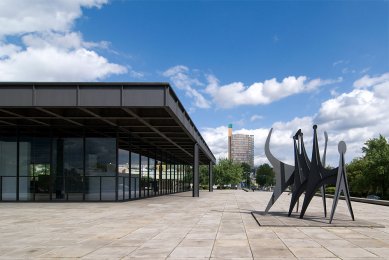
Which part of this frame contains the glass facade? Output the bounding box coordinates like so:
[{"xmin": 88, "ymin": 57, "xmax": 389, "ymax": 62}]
[{"xmin": 0, "ymin": 134, "xmax": 192, "ymax": 201}]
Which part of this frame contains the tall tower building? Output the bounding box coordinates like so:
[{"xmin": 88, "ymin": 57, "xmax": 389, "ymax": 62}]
[
  {"xmin": 227, "ymin": 124, "xmax": 254, "ymax": 168},
  {"xmin": 228, "ymin": 124, "xmax": 232, "ymax": 160},
  {"xmin": 231, "ymin": 134, "xmax": 254, "ymax": 168}
]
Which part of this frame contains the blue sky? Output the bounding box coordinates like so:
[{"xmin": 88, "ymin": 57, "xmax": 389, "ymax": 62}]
[{"xmin": 0, "ymin": 0, "xmax": 388, "ymax": 165}]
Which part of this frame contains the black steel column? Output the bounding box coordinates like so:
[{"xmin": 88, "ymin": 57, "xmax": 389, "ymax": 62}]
[
  {"xmin": 128, "ymin": 136, "xmax": 131, "ymax": 200},
  {"xmin": 154, "ymin": 150, "xmax": 157, "ymax": 196},
  {"xmin": 82, "ymin": 132, "xmax": 86, "ymax": 201},
  {"xmin": 209, "ymin": 161, "xmax": 213, "ymax": 192},
  {"xmin": 49, "ymin": 132, "xmax": 53, "ymax": 201},
  {"xmin": 173, "ymin": 163, "xmax": 176, "ymax": 193},
  {"xmin": 115, "ymin": 133, "xmax": 119, "ymax": 201},
  {"xmin": 193, "ymin": 143, "xmax": 199, "ymax": 197},
  {"xmin": 138, "ymin": 153, "xmax": 141, "ymax": 198},
  {"xmin": 147, "ymin": 157, "xmax": 150, "ymax": 197},
  {"xmin": 169, "ymin": 161, "xmax": 171, "ymax": 194},
  {"xmin": 16, "ymin": 128, "xmax": 19, "ymax": 201}
]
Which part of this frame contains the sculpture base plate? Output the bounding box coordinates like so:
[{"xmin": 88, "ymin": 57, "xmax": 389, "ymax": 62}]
[{"xmin": 252, "ymin": 211, "xmax": 383, "ymax": 227}]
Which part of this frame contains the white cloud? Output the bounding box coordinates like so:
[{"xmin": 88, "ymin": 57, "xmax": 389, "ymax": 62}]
[
  {"xmin": 163, "ymin": 65, "xmax": 342, "ymax": 109},
  {"xmin": 315, "ymin": 89, "xmax": 387, "ymax": 130},
  {"xmin": 360, "ymin": 67, "xmax": 371, "ymax": 74},
  {"xmin": 250, "ymin": 115, "xmax": 263, "ymax": 122},
  {"xmin": 0, "ymin": 0, "xmax": 131, "ymax": 81},
  {"xmin": 333, "ymin": 60, "xmax": 346, "ymax": 67},
  {"xmin": 201, "ymin": 72, "xmax": 389, "ymax": 167},
  {"xmin": 0, "ymin": 43, "xmax": 21, "ymax": 58},
  {"xmin": 162, "ymin": 65, "xmax": 211, "ymax": 109},
  {"xmin": 0, "ymin": 0, "xmax": 108, "ymax": 37},
  {"xmin": 0, "ymin": 44, "xmax": 126, "ymax": 81},
  {"xmin": 353, "ymin": 72, "xmax": 389, "ymax": 88},
  {"xmin": 205, "ymin": 75, "xmax": 342, "ymax": 108}
]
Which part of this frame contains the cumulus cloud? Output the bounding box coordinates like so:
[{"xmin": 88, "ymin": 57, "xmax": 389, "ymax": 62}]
[
  {"xmin": 205, "ymin": 74, "xmax": 342, "ymax": 108},
  {"xmin": 0, "ymin": 0, "xmax": 131, "ymax": 81},
  {"xmin": 250, "ymin": 115, "xmax": 263, "ymax": 122},
  {"xmin": 353, "ymin": 72, "xmax": 389, "ymax": 88},
  {"xmin": 0, "ymin": 0, "xmax": 108, "ymax": 37},
  {"xmin": 162, "ymin": 65, "xmax": 211, "ymax": 109},
  {"xmin": 163, "ymin": 65, "xmax": 342, "ymax": 109},
  {"xmin": 202, "ymin": 72, "xmax": 389, "ymax": 167}
]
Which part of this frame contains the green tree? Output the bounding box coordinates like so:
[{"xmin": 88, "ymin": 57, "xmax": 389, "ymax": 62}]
[
  {"xmin": 346, "ymin": 158, "xmax": 369, "ymax": 197},
  {"xmin": 241, "ymin": 162, "xmax": 252, "ymax": 188},
  {"xmin": 256, "ymin": 163, "xmax": 275, "ymax": 187},
  {"xmin": 214, "ymin": 159, "xmax": 243, "ymax": 187},
  {"xmin": 199, "ymin": 165, "xmax": 209, "ymax": 188},
  {"xmin": 362, "ymin": 135, "xmax": 389, "ymax": 199}
]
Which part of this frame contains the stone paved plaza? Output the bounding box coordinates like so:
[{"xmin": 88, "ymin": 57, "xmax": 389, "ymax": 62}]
[{"xmin": 1, "ymin": 190, "xmax": 389, "ymax": 259}]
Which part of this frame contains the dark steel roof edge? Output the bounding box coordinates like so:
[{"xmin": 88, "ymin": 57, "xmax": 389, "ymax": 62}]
[
  {"xmin": 0, "ymin": 81, "xmax": 216, "ymax": 162},
  {"xmin": 0, "ymin": 82, "xmax": 170, "ymax": 86}
]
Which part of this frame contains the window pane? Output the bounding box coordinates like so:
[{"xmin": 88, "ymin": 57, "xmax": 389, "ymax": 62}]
[
  {"xmin": 118, "ymin": 149, "xmax": 129, "ymax": 200},
  {"xmin": 0, "ymin": 137, "xmax": 17, "ymax": 201},
  {"xmin": 131, "ymin": 152, "xmax": 140, "ymax": 199},
  {"xmin": 149, "ymin": 158, "xmax": 155, "ymax": 196},
  {"xmin": 86, "ymin": 138, "xmax": 116, "ymax": 201},
  {"xmin": 19, "ymin": 137, "xmax": 32, "ymax": 201},
  {"xmin": 64, "ymin": 138, "xmax": 83, "ymax": 200},
  {"xmin": 140, "ymin": 156, "xmax": 148, "ymax": 198}
]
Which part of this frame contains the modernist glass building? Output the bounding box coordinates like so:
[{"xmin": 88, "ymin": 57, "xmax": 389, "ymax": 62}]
[{"xmin": 0, "ymin": 83, "xmax": 215, "ymax": 201}]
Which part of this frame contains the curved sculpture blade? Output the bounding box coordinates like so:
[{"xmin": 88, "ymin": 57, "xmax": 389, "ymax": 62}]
[
  {"xmin": 300, "ymin": 125, "xmax": 326, "ymax": 218},
  {"xmin": 329, "ymin": 141, "xmax": 355, "ymax": 223},
  {"xmin": 264, "ymin": 128, "xmax": 295, "ymax": 214},
  {"xmin": 288, "ymin": 131, "xmax": 310, "ymax": 216},
  {"xmin": 320, "ymin": 131, "xmax": 329, "ymax": 217}
]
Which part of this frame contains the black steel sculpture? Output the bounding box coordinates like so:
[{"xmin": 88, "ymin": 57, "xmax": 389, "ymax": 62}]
[{"xmin": 264, "ymin": 125, "xmax": 354, "ymax": 223}]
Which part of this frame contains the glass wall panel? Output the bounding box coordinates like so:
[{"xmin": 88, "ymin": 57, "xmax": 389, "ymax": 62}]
[
  {"xmin": 64, "ymin": 138, "xmax": 83, "ymax": 200},
  {"xmin": 172, "ymin": 164, "xmax": 177, "ymax": 193},
  {"xmin": 118, "ymin": 149, "xmax": 130, "ymax": 200},
  {"xmin": 32, "ymin": 138, "xmax": 51, "ymax": 201},
  {"xmin": 19, "ymin": 137, "xmax": 32, "ymax": 200},
  {"xmin": 165, "ymin": 163, "xmax": 169, "ymax": 195},
  {"xmin": 155, "ymin": 160, "xmax": 161, "ymax": 196},
  {"xmin": 140, "ymin": 155, "xmax": 148, "ymax": 198},
  {"xmin": 169, "ymin": 163, "xmax": 172, "ymax": 194},
  {"xmin": 131, "ymin": 152, "xmax": 140, "ymax": 199},
  {"xmin": 176, "ymin": 164, "xmax": 180, "ymax": 192},
  {"xmin": 162, "ymin": 162, "xmax": 167, "ymax": 195},
  {"xmin": 149, "ymin": 158, "xmax": 156, "ymax": 196},
  {"xmin": 186, "ymin": 165, "xmax": 193, "ymax": 192},
  {"xmin": 86, "ymin": 138, "xmax": 116, "ymax": 201},
  {"xmin": 0, "ymin": 137, "xmax": 17, "ymax": 201}
]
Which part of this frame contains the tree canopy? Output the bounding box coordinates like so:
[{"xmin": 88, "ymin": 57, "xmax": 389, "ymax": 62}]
[
  {"xmin": 241, "ymin": 162, "xmax": 252, "ymax": 187},
  {"xmin": 214, "ymin": 159, "xmax": 243, "ymax": 187},
  {"xmin": 255, "ymin": 163, "xmax": 275, "ymax": 187},
  {"xmin": 347, "ymin": 135, "xmax": 389, "ymax": 199}
]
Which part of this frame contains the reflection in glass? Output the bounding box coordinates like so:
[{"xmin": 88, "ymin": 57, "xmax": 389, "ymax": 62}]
[
  {"xmin": 64, "ymin": 138, "xmax": 83, "ymax": 200},
  {"xmin": 0, "ymin": 137, "xmax": 17, "ymax": 200},
  {"xmin": 140, "ymin": 156, "xmax": 148, "ymax": 197},
  {"xmin": 32, "ymin": 138, "xmax": 51, "ymax": 201},
  {"xmin": 86, "ymin": 138, "xmax": 116, "ymax": 200},
  {"xmin": 19, "ymin": 137, "xmax": 32, "ymax": 200},
  {"xmin": 118, "ymin": 148, "xmax": 129, "ymax": 200},
  {"xmin": 149, "ymin": 158, "xmax": 155, "ymax": 196},
  {"xmin": 131, "ymin": 152, "xmax": 140, "ymax": 199}
]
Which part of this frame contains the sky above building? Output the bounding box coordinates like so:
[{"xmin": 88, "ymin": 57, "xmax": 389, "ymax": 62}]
[{"xmin": 0, "ymin": 0, "xmax": 388, "ymax": 166}]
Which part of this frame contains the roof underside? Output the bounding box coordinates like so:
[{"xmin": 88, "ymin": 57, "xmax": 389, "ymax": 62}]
[{"xmin": 0, "ymin": 83, "xmax": 216, "ymax": 164}]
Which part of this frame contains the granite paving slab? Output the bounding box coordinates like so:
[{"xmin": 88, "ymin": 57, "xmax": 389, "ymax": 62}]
[{"xmin": 251, "ymin": 211, "xmax": 384, "ymax": 227}]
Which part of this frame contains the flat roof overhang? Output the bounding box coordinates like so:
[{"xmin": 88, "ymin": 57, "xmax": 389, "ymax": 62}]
[{"xmin": 0, "ymin": 82, "xmax": 216, "ymax": 165}]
